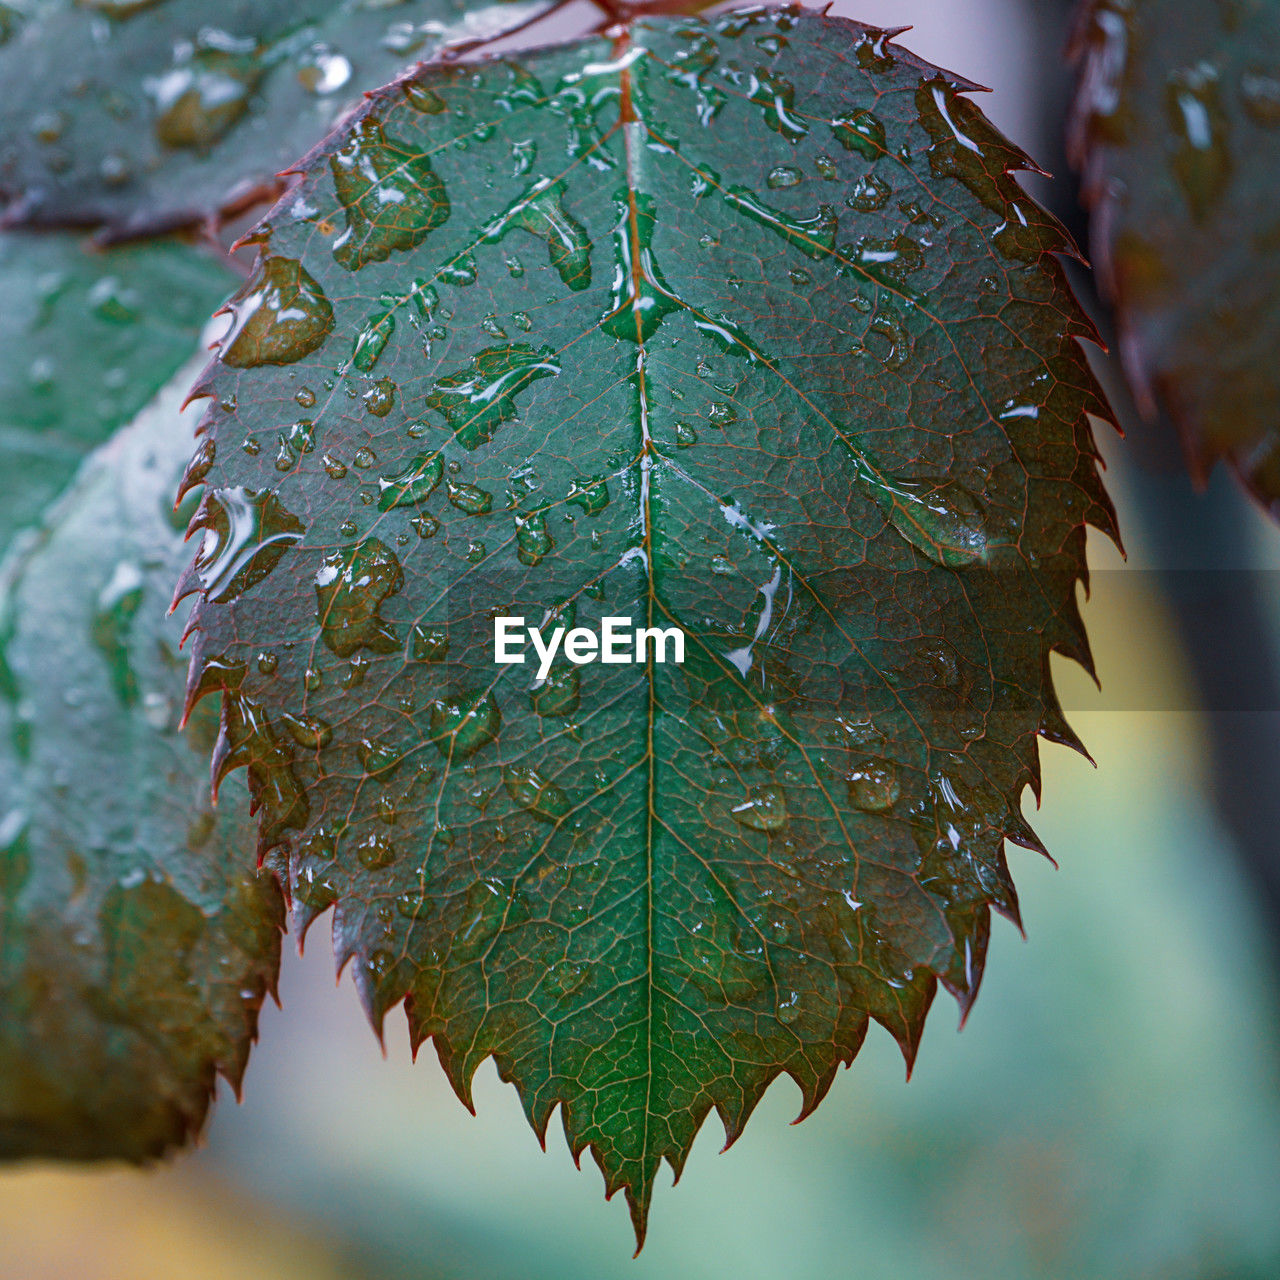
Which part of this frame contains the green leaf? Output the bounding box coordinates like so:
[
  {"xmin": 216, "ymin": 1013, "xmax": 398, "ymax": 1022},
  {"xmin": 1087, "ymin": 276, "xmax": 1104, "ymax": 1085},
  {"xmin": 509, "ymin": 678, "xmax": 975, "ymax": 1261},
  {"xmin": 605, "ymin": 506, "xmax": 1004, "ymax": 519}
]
[
  {"xmin": 1070, "ymin": 0, "xmax": 1280, "ymax": 509},
  {"xmin": 0, "ymin": 231, "xmax": 233, "ymax": 551},
  {"xmin": 0, "ymin": 363, "xmax": 283, "ymax": 1160},
  {"xmin": 179, "ymin": 8, "xmax": 1115, "ymax": 1242},
  {"xmin": 0, "ymin": 0, "xmax": 548, "ymax": 235}
]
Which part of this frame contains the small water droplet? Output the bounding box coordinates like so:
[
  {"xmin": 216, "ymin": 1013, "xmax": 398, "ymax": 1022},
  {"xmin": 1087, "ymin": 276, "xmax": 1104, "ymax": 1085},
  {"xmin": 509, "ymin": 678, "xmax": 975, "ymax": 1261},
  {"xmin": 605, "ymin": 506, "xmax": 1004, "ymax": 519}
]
[
  {"xmin": 832, "ymin": 109, "xmax": 886, "ymax": 159},
  {"xmin": 846, "ymin": 758, "xmax": 900, "ymax": 812},
  {"xmin": 356, "ymin": 831, "xmax": 395, "ymax": 869},
  {"xmin": 363, "ymin": 379, "xmax": 396, "ymax": 417},
  {"xmin": 425, "ymin": 344, "xmax": 559, "ymax": 449},
  {"xmin": 767, "ymin": 165, "xmax": 802, "ymax": 188},
  {"xmin": 430, "ymin": 690, "xmax": 500, "ymax": 758},
  {"xmin": 411, "ymin": 625, "xmax": 449, "ymax": 661},
  {"xmin": 447, "ymin": 480, "xmax": 493, "ymax": 515},
  {"xmin": 567, "ymin": 475, "xmax": 609, "ymax": 514},
  {"xmin": 503, "ymin": 765, "xmax": 571, "ymax": 821},
  {"xmin": 731, "ymin": 784, "xmax": 787, "ymax": 832},
  {"xmin": 282, "ymin": 713, "xmax": 334, "ymax": 750}
]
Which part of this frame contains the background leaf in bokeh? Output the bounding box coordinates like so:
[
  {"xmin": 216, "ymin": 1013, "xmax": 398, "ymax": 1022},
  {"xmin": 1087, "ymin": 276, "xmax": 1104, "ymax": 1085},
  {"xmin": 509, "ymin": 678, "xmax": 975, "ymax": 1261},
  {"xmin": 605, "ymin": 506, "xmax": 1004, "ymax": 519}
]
[
  {"xmin": 0, "ymin": 363, "xmax": 284, "ymax": 1161},
  {"xmin": 0, "ymin": 0, "xmax": 548, "ymax": 236},
  {"xmin": 1070, "ymin": 0, "xmax": 1280, "ymax": 512},
  {"xmin": 0, "ymin": 232, "xmax": 233, "ymax": 549}
]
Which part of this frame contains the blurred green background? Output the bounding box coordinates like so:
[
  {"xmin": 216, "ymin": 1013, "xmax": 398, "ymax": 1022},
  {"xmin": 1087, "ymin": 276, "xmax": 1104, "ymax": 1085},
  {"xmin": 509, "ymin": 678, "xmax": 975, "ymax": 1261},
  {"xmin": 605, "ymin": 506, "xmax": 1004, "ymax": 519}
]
[{"xmin": 4, "ymin": 0, "xmax": 1280, "ymax": 1276}]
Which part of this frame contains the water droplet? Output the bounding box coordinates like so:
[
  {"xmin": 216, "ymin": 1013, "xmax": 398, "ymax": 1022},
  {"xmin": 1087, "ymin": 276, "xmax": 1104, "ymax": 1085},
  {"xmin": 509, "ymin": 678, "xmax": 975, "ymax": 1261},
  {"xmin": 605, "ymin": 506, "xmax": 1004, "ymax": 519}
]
[
  {"xmin": 722, "ymin": 186, "xmax": 837, "ymax": 260},
  {"xmin": 846, "ymin": 233, "xmax": 925, "ymax": 292},
  {"xmin": 451, "ymin": 877, "xmax": 520, "ymax": 960},
  {"xmin": 353, "ymin": 447, "xmax": 377, "ymax": 469},
  {"xmin": 503, "ymin": 765, "xmax": 571, "ymax": 821},
  {"xmin": 515, "ymin": 508, "xmax": 553, "ymax": 565},
  {"xmin": 707, "ymin": 402, "xmax": 736, "ymax": 426},
  {"xmin": 221, "ymin": 257, "xmax": 334, "ymax": 368},
  {"xmin": 846, "ymin": 172, "xmax": 891, "ymax": 212},
  {"xmin": 748, "ymin": 68, "xmax": 808, "ymax": 142},
  {"xmin": 363, "ymin": 379, "xmax": 396, "ymax": 417},
  {"xmin": 356, "ymin": 831, "xmax": 396, "ymax": 869},
  {"xmin": 1166, "ymin": 63, "xmax": 1231, "ymax": 220},
  {"xmin": 411, "ymin": 625, "xmax": 449, "ymax": 661},
  {"xmin": 675, "ymin": 421, "xmax": 698, "ymax": 447},
  {"xmin": 146, "ymin": 38, "xmax": 264, "ymax": 150},
  {"xmin": 466, "ymin": 540, "xmax": 486, "ymax": 562},
  {"xmin": 403, "ymin": 81, "xmax": 446, "ymax": 113},
  {"xmin": 295, "ymin": 386, "xmax": 317, "ymax": 409},
  {"xmin": 192, "ymin": 487, "xmax": 305, "ymax": 602},
  {"xmin": 331, "ymin": 117, "xmax": 450, "ymax": 271},
  {"xmin": 430, "ymin": 691, "xmax": 500, "ymax": 759},
  {"xmin": 99, "ymin": 153, "xmax": 132, "ymax": 186},
  {"xmin": 282, "ymin": 713, "xmax": 334, "ymax": 750},
  {"xmin": 324, "ymin": 453, "xmax": 348, "ymax": 479},
  {"xmin": 599, "ymin": 191, "xmax": 684, "ymax": 342},
  {"xmin": 543, "ymin": 959, "xmax": 587, "ymax": 998},
  {"xmin": 352, "ymin": 310, "xmax": 396, "ymax": 372},
  {"xmin": 298, "ymin": 46, "xmax": 351, "ymax": 96},
  {"xmin": 91, "ymin": 561, "xmax": 144, "ymax": 706},
  {"xmin": 853, "ymin": 459, "xmax": 990, "ymax": 568},
  {"xmin": 377, "ymin": 453, "xmax": 442, "ymax": 510},
  {"xmin": 396, "ymin": 889, "xmax": 430, "ymax": 919},
  {"xmin": 295, "ymin": 865, "xmax": 339, "ymax": 910},
  {"xmin": 481, "ymin": 177, "xmax": 593, "ymax": 291},
  {"xmin": 532, "ymin": 665, "xmax": 579, "ymax": 717},
  {"xmin": 314, "ymin": 537, "xmax": 404, "ymax": 656},
  {"xmin": 776, "ymin": 991, "xmax": 801, "ymax": 1024},
  {"xmin": 767, "ymin": 165, "xmax": 802, "ymax": 188},
  {"xmin": 832, "ymin": 109, "xmax": 886, "ymax": 159},
  {"xmin": 814, "ymin": 153, "xmax": 837, "ymax": 180},
  {"xmin": 567, "ymin": 475, "xmax": 609, "ymax": 515},
  {"xmin": 411, "ymin": 513, "xmax": 439, "ymax": 538},
  {"xmin": 425, "ymin": 344, "xmax": 560, "ymax": 449},
  {"xmin": 846, "ymin": 758, "xmax": 900, "ymax": 812},
  {"xmin": 731, "ymin": 784, "xmax": 787, "ymax": 832},
  {"xmin": 447, "ymin": 480, "xmax": 493, "ymax": 515},
  {"xmin": 482, "ymin": 315, "xmax": 508, "ymax": 339}
]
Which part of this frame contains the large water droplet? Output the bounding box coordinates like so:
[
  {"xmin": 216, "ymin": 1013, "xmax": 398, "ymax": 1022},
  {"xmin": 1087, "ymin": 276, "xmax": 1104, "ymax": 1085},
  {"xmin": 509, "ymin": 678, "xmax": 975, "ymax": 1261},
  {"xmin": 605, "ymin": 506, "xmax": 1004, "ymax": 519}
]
[
  {"xmin": 314, "ymin": 537, "xmax": 404, "ymax": 656},
  {"xmin": 193, "ymin": 487, "xmax": 305, "ymax": 602},
  {"xmin": 854, "ymin": 461, "xmax": 990, "ymax": 568},
  {"xmin": 430, "ymin": 690, "xmax": 500, "ymax": 758},
  {"xmin": 722, "ymin": 186, "xmax": 837, "ymax": 260},
  {"xmin": 352, "ymin": 309, "xmax": 396, "ymax": 372},
  {"xmin": 846, "ymin": 758, "xmax": 901, "ymax": 812},
  {"xmin": 446, "ymin": 480, "xmax": 493, "ymax": 515},
  {"xmin": 831, "ymin": 109, "xmax": 886, "ymax": 159},
  {"xmin": 424, "ymin": 345, "xmax": 560, "ymax": 450},
  {"xmin": 567, "ymin": 475, "xmax": 609, "ymax": 515},
  {"xmin": 330, "ymin": 117, "xmax": 450, "ymax": 271},
  {"xmin": 481, "ymin": 177, "xmax": 593, "ymax": 291},
  {"xmin": 146, "ymin": 37, "xmax": 264, "ymax": 150},
  {"xmin": 515, "ymin": 509, "xmax": 553, "ymax": 565},
  {"xmin": 377, "ymin": 453, "xmax": 442, "ymax": 510},
  {"xmin": 532, "ymin": 665, "xmax": 579, "ymax": 717},
  {"xmin": 221, "ymin": 257, "xmax": 334, "ymax": 368}
]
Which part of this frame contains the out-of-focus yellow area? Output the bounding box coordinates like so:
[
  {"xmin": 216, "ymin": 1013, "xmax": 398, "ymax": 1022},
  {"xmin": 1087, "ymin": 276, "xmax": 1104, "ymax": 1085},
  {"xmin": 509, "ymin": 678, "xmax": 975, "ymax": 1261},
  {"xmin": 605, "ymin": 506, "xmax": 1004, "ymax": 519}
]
[{"xmin": 0, "ymin": 1167, "xmax": 349, "ymax": 1280}]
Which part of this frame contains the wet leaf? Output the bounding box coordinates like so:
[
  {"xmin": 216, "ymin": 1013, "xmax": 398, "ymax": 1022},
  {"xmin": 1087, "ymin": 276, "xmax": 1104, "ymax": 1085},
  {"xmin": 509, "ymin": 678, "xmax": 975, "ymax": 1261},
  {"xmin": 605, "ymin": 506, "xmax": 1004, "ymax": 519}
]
[
  {"xmin": 1070, "ymin": 0, "xmax": 1280, "ymax": 510},
  {"xmin": 0, "ymin": 0, "xmax": 549, "ymax": 236},
  {"xmin": 0, "ymin": 231, "xmax": 233, "ymax": 551},
  {"xmin": 0, "ymin": 363, "xmax": 283, "ymax": 1160},
  {"xmin": 180, "ymin": 9, "xmax": 1115, "ymax": 1243}
]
